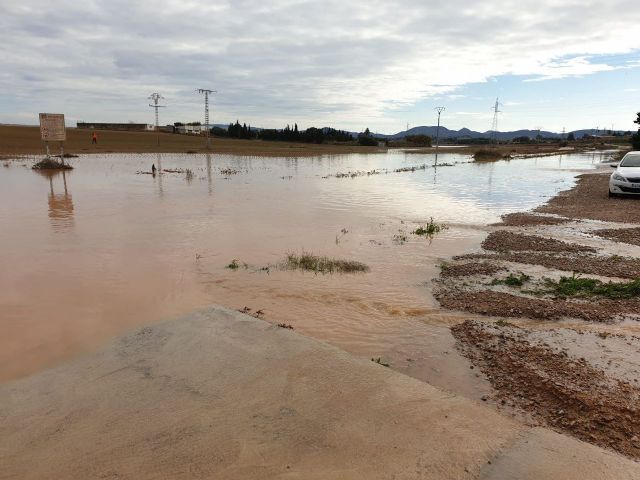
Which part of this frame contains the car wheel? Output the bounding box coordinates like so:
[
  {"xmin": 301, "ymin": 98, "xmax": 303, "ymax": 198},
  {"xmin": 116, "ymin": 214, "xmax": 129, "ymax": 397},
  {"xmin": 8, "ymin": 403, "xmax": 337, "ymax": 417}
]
[{"xmin": 608, "ymin": 190, "xmax": 617, "ymax": 198}]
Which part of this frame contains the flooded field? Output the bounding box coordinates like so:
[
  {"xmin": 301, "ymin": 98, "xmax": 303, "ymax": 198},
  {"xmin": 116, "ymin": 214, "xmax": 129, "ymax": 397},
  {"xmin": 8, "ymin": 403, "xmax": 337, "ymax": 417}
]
[{"xmin": 0, "ymin": 150, "xmax": 607, "ymax": 386}]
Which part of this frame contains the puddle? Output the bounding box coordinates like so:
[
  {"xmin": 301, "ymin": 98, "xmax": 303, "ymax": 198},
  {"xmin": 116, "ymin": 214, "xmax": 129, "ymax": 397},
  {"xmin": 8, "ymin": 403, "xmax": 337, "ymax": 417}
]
[{"xmin": 0, "ymin": 150, "xmax": 605, "ymax": 387}]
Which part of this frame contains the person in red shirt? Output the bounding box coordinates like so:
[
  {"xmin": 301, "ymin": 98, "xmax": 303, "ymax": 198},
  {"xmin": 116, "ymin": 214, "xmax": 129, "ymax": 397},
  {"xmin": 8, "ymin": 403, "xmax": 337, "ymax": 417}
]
[{"xmin": 92, "ymin": 132, "xmax": 98, "ymax": 144}]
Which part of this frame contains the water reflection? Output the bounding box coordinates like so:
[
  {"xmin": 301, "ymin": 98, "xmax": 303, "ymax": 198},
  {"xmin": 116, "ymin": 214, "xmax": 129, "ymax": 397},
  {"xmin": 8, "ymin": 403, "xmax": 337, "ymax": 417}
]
[
  {"xmin": 37, "ymin": 170, "xmax": 74, "ymax": 232},
  {"xmin": 155, "ymin": 152, "xmax": 164, "ymax": 198},
  {"xmin": 205, "ymin": 153, "xmax": 213, "ymax": 194}
]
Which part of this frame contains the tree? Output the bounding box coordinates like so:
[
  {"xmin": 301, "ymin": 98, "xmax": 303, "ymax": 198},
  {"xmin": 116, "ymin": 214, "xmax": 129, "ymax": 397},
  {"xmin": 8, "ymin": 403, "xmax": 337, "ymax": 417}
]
[
  {"xmin": 632, "ymin": 112, "xmax": 640, "ymax": 150},
  {"xmin": 567, "ymin": 132, "xmax": 575, "ymax": 142}
]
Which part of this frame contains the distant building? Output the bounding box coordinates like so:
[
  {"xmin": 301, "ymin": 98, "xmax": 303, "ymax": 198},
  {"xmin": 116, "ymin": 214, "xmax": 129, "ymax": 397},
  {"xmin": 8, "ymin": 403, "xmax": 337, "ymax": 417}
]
[
  {"xmin": 175, "ymin": 124, "xmax": 206, "ymax": 135},
  {"xmin": 77, "ymin": 122, "xmax": 154, "ymax": 131}
]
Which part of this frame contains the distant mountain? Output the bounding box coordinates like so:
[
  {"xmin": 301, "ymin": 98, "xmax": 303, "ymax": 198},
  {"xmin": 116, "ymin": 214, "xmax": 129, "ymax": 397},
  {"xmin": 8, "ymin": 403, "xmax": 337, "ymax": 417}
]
[
  {"xmin": 376, "ymin": 126, "xmax": 624, "ymax": 141},
  {"xmin": 210, "ymin": 122, "xmax": 625, "ymax": 140}
]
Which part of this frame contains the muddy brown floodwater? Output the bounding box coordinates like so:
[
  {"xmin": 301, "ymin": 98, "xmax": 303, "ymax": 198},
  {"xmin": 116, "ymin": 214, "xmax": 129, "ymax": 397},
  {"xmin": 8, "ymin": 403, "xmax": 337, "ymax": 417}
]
[{"xmin": 0, "ymin": 150, "xmax": 608, "ymax": 397}]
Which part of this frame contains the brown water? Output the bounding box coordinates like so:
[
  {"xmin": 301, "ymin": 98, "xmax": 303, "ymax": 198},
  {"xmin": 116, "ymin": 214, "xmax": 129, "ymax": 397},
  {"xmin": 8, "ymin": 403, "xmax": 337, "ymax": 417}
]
[{"xmin": 0, "ymin": 151, "xmax": 605, "ymax": 389}]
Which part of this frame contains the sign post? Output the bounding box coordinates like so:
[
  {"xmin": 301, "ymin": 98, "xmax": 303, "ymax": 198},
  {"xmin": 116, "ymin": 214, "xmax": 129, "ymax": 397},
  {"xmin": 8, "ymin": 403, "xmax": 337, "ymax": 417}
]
[{"xmin": 39, "ymin": 113, "xmax": 66, "ymax": 164}]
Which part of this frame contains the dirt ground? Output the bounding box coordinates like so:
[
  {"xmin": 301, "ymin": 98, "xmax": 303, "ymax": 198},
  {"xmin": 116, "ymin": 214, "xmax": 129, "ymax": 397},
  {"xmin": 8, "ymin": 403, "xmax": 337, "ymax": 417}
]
[
  {"xmin": 1, "ymin": 124, "xmax": 612, "ymax": 159},
  {"xmin": 536, "ymin": 172, "xmax": 640, "ymax": 223},
  {"xmin": 0, "ymin": 124, "xmax": 384, "ymax": 158},
  {"xmin": 593, "ymin": 227, "xmax": 640, "ymax": 246},
  {"xmin": 481, "ymin": 231, "xmax": 596, "ymax": 253},
  {"xmin": 493, "ymin": 212, "xmax": 571, "ymax": 227},
  {"xmin": 434, "ymin": 169, "xmax": 640, "ymax": 459},
  {"xmin": 452, "ymin": 320, "xmax": 640, "ymax": 460}
]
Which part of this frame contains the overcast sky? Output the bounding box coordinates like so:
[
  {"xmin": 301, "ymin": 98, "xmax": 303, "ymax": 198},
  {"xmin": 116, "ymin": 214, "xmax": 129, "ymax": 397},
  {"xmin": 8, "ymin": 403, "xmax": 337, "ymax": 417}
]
[{"xmin": 1, "ymin": 0, "xmax": 639, "ymax": 134}]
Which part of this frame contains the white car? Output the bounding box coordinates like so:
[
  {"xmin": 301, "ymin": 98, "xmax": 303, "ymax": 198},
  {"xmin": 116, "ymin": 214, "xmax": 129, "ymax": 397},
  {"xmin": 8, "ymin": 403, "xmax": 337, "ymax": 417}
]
[{"xmin": 609, "ymin": 151, "xmax": 640, "ymax": 197}]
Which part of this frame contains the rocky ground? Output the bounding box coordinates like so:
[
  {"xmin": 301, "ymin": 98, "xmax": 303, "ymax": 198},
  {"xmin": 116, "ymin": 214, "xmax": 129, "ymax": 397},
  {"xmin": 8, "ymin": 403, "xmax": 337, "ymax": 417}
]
[{"xmin": 434, "ymin": 169, "xmax": 640, "ymax": 460}]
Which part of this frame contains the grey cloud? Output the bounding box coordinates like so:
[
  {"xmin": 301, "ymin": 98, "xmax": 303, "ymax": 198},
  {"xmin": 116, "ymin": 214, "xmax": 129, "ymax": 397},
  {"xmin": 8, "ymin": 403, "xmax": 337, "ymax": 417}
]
[{"xmin": 1, "ymin": 0, "xmax": 639, "ymax": 129}]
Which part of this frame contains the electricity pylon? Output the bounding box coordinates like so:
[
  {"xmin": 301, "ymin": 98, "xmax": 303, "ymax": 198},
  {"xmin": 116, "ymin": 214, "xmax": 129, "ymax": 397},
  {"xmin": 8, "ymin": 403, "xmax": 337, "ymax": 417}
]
[
  {"xmin": 197, "ymin": 89, "xmax": 217, "ymax": 149},
  {"xmin": 434, "ymin": 107, "xmax": 445, "ymax": 164},
  {"xmin": 148, "ymin": 93, "xmax": 166, "ymax": 146}
]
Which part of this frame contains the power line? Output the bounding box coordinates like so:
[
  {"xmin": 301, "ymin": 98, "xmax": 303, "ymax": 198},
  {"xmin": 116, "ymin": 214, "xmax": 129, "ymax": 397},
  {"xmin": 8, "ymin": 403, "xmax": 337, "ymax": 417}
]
[
  {"xmin": 148, "ymin": 93, "xmax": 166, "ymax": 146},
  {"xmin": 196, "ymin": 88, "xmax": 217, "ymax": 149}
]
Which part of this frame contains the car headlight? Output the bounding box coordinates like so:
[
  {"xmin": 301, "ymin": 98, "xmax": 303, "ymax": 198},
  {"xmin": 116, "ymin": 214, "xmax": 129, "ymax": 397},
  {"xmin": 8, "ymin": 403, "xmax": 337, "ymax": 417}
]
[{"xmin": 613, "ymin": 173, "xmax": 627, "ymax": 182}]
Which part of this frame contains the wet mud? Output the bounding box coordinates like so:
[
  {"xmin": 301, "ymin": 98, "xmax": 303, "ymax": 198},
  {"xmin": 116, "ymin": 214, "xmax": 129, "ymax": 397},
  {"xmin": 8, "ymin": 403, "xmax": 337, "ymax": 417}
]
[
  {"xmin": 493, "ymin": 212, "xmax": 572, "ymax": 227},
  {"xmin": 593, "ymin": 227, "xmax": 640, "ymax": 247},
  {"xmin": 481, "ymin": 231, "xmax": 596, "ymax": 253},
  {"xmin": 536, "ymin": 173, "xmax": 640, "ymax": 223},
  {"xmin": 458, "ymin": 251, "xmax": 640, "ymax": 280},
  {"xmin": 452, "ymin": 320, "xmax": 640, "ymax": 460},
  {"xmin": 435, "ymin": 169, "xmax": 640, "ymax": 457}
]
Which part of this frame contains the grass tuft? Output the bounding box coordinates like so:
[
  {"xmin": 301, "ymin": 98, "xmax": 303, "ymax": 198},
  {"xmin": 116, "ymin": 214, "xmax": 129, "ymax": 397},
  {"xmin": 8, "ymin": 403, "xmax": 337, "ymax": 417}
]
[
  {"xmin": 544, "ymin": 274, "xmax": 640, "ymax": 299},
  {"xmin": 491, "ymin": 272, "xmax": 531, "ymax": 287},
  {"xmin": 413, "ymin": 217, "xmax": 447, "ymax": 237},
  {"xmin": 283, "ymin": 251, "xmax": 369, "ymax": 274}
]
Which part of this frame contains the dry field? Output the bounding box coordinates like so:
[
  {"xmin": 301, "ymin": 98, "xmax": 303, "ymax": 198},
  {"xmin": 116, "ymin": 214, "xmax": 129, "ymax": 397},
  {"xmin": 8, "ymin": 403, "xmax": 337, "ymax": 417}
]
[{"xmin": 0, "ymin": 124, "xmax": 384, "ymax": 157}]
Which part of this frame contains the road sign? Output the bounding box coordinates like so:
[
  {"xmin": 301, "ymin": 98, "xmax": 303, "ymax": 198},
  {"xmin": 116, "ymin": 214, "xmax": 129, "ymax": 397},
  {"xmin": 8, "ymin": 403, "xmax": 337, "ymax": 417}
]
[{"xmin": 39, "ymin": 113, "xmax": 66, "ymax": 142}]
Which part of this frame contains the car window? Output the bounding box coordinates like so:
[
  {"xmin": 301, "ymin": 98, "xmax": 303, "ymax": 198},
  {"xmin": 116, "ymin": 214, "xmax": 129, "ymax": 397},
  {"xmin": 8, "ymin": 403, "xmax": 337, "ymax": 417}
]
[{"xmin": 620, "ymin": 154, "xmax": 640, "ymax": 167}]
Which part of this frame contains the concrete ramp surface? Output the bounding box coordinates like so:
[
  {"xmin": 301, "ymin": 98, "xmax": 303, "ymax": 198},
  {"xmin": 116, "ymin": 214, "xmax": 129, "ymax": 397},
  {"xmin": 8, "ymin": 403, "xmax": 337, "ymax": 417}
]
[{"xmin": 1, "ymin": 306, "xmax": 638, "ymax": 479}]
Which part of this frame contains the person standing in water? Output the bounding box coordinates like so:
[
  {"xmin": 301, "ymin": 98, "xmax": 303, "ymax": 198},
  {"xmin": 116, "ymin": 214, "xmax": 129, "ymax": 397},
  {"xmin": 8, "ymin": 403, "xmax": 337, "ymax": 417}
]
[
  {"xmin": 91, "ymin": 131, "xmax": 98, "ymax": 144},
  {"xmin": 152, "ymin": 164, "xmax": 157, "ymax": 175}
]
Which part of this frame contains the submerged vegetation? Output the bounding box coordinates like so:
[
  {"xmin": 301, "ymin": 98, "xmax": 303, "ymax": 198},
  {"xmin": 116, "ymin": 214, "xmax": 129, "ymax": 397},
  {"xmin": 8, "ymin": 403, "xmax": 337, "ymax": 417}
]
[
  {"xmin": 32, "ymin": 158, "xmax": 73, "ymax": 170},
  {"xmin": 413, "ymin": 218, "xmax": 447, "ymax": 237},
  {"xmin": 283, "ymin": 251, "xmax": 369, "ymax": 274},
  {"xmin": 226, "ymin": 259, "xmax": 248, "ymax": 270}
]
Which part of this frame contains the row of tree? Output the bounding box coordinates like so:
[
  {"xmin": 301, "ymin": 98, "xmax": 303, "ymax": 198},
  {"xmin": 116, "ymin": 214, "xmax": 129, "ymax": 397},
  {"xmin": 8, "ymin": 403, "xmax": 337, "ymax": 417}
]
[{"xmin": 220, "ymin": 121, "xmax": 355, "ymax": 144}]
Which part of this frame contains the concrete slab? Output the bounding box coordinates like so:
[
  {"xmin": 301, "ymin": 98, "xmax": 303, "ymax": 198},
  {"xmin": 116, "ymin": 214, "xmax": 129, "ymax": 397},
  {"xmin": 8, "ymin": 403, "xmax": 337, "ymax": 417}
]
[{"xmin": 1, "ymin": 306, "xmax": 638, "ymax": 479}]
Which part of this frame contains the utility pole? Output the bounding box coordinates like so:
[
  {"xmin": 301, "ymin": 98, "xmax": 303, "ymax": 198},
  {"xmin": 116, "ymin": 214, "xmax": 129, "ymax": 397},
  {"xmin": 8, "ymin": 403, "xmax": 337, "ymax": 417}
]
[
  {"xmin": 148, "ymin": 93, "xmax": 166, "ymax": 146},
  {"xmin": 434, "ymin": 106, "xmax": 445, "ymax": 164},
  {"xmin": 490, "ymin": 98, "xmax": 502, "ymax": 146},
  {"xmin": 535, "ymin": 126, "xmax": 543, "ymax": 143},
  {"xmin": 197, "ymin": 88, "xmax": 216, "ymax": 149},
  {"xmin": 562, "ymin": 127, "xmax": 566, "ymax": 141}
]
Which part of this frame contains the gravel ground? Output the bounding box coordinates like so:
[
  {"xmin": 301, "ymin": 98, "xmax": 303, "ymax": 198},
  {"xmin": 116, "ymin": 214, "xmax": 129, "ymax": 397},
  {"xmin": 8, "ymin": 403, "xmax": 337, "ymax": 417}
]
[
  {"xmin": 457, "ymin": 251, "xmax": 640, "ymax": 280},
  {"xmin": 494, "ymin": 213, "xmax": 571, "ymax": 227},
  {"xmin": 481, "ymin": 231, "xmax": 596, "ymax": 254},
  {"xmin": 440, "ymin": 261, "xmax": 505, "ymax": 278},
  {"xmin": 452, "ymin": 320, "xmax": 640, "ymax": 460},
  {"xmin": 537, "ymin": 173, "xmax": 640, "ymax": 223},
  {"xmin": 435, "ymin": 290, "xmax": 640, "ymax": 322},
  {"xmin": 593, "ymin": 227, "xmax": 640, "ymax": 247}
]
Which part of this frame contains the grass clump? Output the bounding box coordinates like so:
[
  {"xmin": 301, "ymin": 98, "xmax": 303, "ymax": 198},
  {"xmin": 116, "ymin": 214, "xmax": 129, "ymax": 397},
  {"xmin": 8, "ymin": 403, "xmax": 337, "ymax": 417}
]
[
  {"xmin": 226, "ymin": 259, "xmax": 248, "ymax": 270},
  {"xmin": 544, "ymin": 275, "xmax": 640, "ymax": 299},
  {"xmin": 473, "ymin": 149, "xmax": 505, "ymax": 162},
  {"xmin": 284, "ymin": 251, "xmax": 369, "ymax": 274},
  {"xmin": 491, "ymin": 272, "xmax": 531, "ymax": 287},
  {"xmin": 495, "ymin": 319, "xmax": 515, "ymax": 327},
  {"xmin": 32, "ymin": 158, "xmax": 73, "ymax": 170},
  {"xmin": 413, "ymin": 217, "xmax": 447, "ymax": 237}
]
